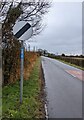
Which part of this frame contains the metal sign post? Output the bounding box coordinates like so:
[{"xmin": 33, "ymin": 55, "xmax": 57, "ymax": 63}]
[
  {"xmin": 20, "ymin": 41, "xmax": 24, "ymax": 103},
  {"xmin": 13, "ymin": 21, "xmax": 33, "ymax": 104}
]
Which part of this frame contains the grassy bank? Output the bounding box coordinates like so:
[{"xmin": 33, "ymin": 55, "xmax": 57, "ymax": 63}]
[
  {"xmin": 2, "ymin": 57, "xmax": 45, "ymax": 119},
  {"xmin": 56, "ymin": 59, "xmax": 84, "ymax": 71}
]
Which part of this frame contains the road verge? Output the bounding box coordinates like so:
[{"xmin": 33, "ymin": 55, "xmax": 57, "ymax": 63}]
[{"xmin": 2, "ymin": 57, "xmax": 46, "ymax": 119}]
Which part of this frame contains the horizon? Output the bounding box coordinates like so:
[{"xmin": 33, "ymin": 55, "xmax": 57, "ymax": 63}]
[{"xmin": 26, "ymin": 1, "xmax": 82, "ymax": 55}]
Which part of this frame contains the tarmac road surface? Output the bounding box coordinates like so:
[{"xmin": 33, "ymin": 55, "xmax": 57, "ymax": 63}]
[{"xmin": 41, "ymin": 56, "xmax": 83, "ymax": 118}]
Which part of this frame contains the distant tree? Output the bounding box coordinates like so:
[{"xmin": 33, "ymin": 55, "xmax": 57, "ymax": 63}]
[
  {"xmin": 43, "ymin": 49, "xmax": 48, "ymax": 55},
  {"xmin": 79, "ymin": 55, "xmax": 84, "ymax": 58},
  {"xmin": 37, "ymin": 49, "xmax": 43, "ymax": 55},
  {"xmin": 61, "ymin": 53, "xmax": 66, "ymax": 57}
]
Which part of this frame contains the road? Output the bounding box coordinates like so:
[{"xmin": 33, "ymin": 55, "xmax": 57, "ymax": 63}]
[{"xmin": 41, "ymin": 56, "xmax": 82, "ymax": 118}]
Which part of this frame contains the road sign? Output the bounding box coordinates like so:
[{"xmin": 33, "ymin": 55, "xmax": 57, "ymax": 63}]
[
  {"xmin": 20, "ymin": 48, "xmax": 24, "ymax": 59},
  {"xmin": 13, "ymin": 21, "xmax": 33, "ymax": 103},
  {"xmin": 13, "ymin": 21, "xmax": 33, "ymax": 41}
]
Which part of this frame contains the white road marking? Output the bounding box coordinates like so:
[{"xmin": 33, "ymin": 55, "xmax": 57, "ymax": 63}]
[
  {"xmin": 45, "ymin": 103, "xmax": 48, "ymax": 119},
  {"xmin": 65, "ymin": 70, "xmax": 77, "ymax": 78}
]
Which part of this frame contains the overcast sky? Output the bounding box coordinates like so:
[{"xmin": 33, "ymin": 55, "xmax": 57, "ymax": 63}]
[{"xmin": 26, "ymin": 0, "xmax": 82, "ymax": 55}]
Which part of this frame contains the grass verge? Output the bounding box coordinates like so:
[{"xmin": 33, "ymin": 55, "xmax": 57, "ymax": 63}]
[
  {"xmin": 56, "ymin": 59, "xmax": 84, "ymax": 71},
  {"xmin": 2, "ymin": 57, "xmax": 45, "ymax": 119}
]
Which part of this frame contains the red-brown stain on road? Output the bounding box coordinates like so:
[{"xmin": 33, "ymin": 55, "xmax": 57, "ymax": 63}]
[{"xmin": 66, "ymin": 70, "xmax": 84, "ymax": 81}]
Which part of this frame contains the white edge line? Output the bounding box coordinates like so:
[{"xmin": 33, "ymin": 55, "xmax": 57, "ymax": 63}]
[
  {"xmin": 45, "ymin": 103, "xmax": 48, "ymax": 119},
  {"xmin": 65, "ymin": 70, "xmax": 77, "ymax": 78}
]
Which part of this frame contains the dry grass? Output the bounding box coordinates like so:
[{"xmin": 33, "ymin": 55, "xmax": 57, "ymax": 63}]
[
  {"xmin": 9, "ymin": 52, "xmax": 39, "ymax": 83},
  {"xmin": 24, "ymin": 51, "xmax": 39, "ymax": 80}
]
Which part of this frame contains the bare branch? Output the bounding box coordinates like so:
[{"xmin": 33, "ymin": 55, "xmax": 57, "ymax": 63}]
[{"xmin": 1, "ymin": 0, "xmax": 51, "ymax": 44}]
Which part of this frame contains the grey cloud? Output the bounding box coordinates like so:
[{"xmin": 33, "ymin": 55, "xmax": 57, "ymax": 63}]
[{"xmin": 28, "ymin": 2, "xmax": 82, "ymax": 55}]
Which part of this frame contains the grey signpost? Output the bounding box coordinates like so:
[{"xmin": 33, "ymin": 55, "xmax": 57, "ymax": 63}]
[
  {"xmin": 20, "ymin": 42, "xmax": 24, "ymax": 103},
  {"xmin": 13, "ymin": 21, "xmax": 33, "ymax": 103}
]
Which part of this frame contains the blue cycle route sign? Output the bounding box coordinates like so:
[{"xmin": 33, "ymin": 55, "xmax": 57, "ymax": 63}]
[{"xmin": 20, "ymin": 48, "xmax": 24, "ymax": 59}]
